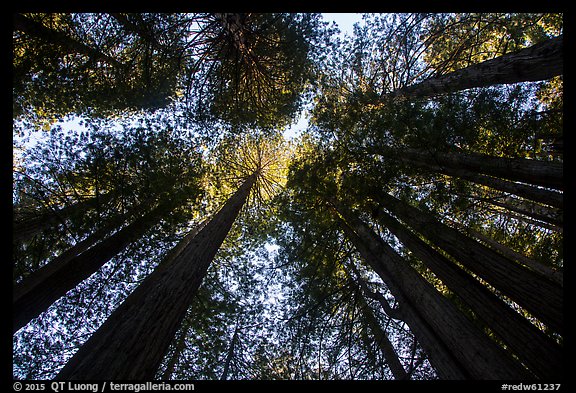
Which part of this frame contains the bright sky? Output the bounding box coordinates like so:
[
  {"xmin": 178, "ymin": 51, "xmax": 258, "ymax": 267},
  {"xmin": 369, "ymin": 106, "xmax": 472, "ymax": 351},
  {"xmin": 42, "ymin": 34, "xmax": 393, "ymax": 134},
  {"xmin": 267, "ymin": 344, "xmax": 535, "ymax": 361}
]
[
  {"xmin": 282, "ymin": 13, "xmax": 364, "ymax": 140},
  {"xmin": 13, "ymin": 14, "xmax": 365, "ymax": 152},
  {"xmin": 322, "ymin": 13, "xmax": 363, "ymax": 36}
]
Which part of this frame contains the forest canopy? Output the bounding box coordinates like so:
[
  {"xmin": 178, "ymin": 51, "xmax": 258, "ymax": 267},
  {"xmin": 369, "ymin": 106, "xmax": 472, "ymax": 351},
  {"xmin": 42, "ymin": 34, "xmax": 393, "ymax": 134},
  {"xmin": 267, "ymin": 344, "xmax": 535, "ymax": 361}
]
[{"xmin": 13, "ymin": 12, "xmax": 563, "ymax": 381}]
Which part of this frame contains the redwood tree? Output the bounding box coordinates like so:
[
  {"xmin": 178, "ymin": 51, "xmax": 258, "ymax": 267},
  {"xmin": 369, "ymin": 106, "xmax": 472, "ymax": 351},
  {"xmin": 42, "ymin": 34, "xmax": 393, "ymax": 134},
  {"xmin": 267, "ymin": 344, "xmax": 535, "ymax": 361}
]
[
  {"xmin": 332, "ymin": 201, "xmax": 530, "ymax": 379},
  {"xmin": 13, "ymin": 196, "xmax": 177, "ymax": 333},
  {"xmin": 390, "ymin": 34, "xmax": 563, "ymax": 99},
  {"xmin": 373, "ymin": 206, "xmax": 562, "ymax": 378},
  {"xmin": 56, "ymin": 172, "xmax": 258, "ymax": 379},
  {"xmin": 372, "ymin": 191, "xmax": 563, "ymax": 334},
  {"xmin": 13, "ymin": 12, "xmax": 563, "ymax": 381}
]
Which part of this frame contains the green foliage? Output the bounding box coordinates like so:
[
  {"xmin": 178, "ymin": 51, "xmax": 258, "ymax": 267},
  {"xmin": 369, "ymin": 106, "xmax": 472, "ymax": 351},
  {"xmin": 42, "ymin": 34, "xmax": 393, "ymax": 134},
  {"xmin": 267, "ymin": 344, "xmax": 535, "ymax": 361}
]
[
  {"xmin": 183, "ymin": 13, "xmax": 327, "ymax": 130},
  {"xmin": 13, "ymin": 13, "xmax": 563, "ymax": 380},
  {"xmin": 13, "ymin": 13, "xmax": 191, "ymax": 125},
  {"xmin": 422, "ymin": 13, "xmax": 563, "ymax": 75}
]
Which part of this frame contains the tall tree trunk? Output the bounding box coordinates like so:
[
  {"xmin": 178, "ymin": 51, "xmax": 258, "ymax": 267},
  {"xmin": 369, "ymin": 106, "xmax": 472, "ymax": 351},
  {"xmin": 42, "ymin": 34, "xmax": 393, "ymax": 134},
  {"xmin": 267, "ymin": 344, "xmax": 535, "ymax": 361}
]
[
  {"xmin": 343, "ymin": 227, "xmax": 467, "ymax": 379},
  {"xmin": 374, "ymin": 146, "xmax": 563, "ymax": 191},
  {"xmin": 13, "ymin": 197, "xmax": 173, "ymax": 333},
  {"xmin": 483, "ymin": 196, "xmax": 563, "ymax": 228},
  {"xmin": 13, "ymin": 192, "xmax": 113, "ymax": 243},
  {"xmin": 390, "ymin": 34, "xmax": 562, "ymax": 99},
  {"xmin": 154, "ymin": 218, "xmax": 209, "ymax": 275},
  {"xmin": 348, "ymin": 262, "xmax": 403, "ymax": 321},
  {"xmin": 349, "ymin": 277, "xmax": 408, "ymax": 380},
  {"xmin": 340, "ymin": 222, "xmax": 468, "ymax": 379},
  {"xmin": 161, "ymin": 317, "xmax": 191, "ymax": 380},
  {"xmin": 375, "ymin": 207, "xmax": 563, "ymax": 378},
  {"xmin": 378, "ymin": 147, "xmax": 563, "ymax": 208},
  {"xmin": 56, "ymin": 174, "xmax": 257, "ymax": 380},
  {"xmin": 374, "ymin": 192, "xmax": 563, "ymax": 334},
  {"xmin": 336, "ymin": 204, "xmax": 529, "ymax": 379},
  {"xmin": 363, "ymin": 307, "xmax": 408, "ymax": 380},
  {"xmin": 487, "ymin": 206, "xmax": 563, "ymax": 233},
  {"xmin": 342, "ymin": 256, "xmax": 469, "ymax": 379},
  {"xmin": 14, "ymin": 207, "xmax": 128, "ymax": 303},
  {"xmin": 458, "ymin": 172, "xmax": 563, "ymax": 209},
  {"xmin": 333, "ymin": 203, "xmax": 530, "ymax": 379},
  {"xmin": 220, "ymin": 320, "xmax": 241, "ymax": 380},
  {"xmin": 461, "ymin": 226, "xmax": 563, "ymax": 286}
]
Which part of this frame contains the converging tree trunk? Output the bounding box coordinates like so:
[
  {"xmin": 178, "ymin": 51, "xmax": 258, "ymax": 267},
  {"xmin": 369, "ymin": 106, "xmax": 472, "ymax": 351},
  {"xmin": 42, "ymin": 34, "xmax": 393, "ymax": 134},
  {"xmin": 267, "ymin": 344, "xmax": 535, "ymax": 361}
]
[
  {"xmin": 350, "ymin": 278, "xmax": 408, "ymax": 380},
  {"xmin": 373, "ymin": 146, "xmax": 563, "ymax": 191},
  {"xmin": 391, "ymin": 34, "xmax": 562, "ymax": 99},
  {"xmin": 458, "ymin": 172, "xmax": 563, "ymax": 209},
  {"xmin": 374, "ymin": 207, "xmax": 563, "ymax": 378},
  {"xmin": 154, "ymin": 218, "xmax": 210, "ymax": 275},
  {"xmin": 460, "ymin": 226, "xmax": 563, "ymax": 286},
  {"xmin": 13, "ymin": 197, "xmax": 173, "ymax": 333},
  {"xmin": 374, "ymin": 147, "xmax": 563, "ymax": 208},
  {"xmin": 482, "ymin": 196, "xmax": 563, "ymax": 229},
  {"xmin": 341, "ymin": 223, "xmax": 468, "ymax": 379},
  {"xmin": 14, "ymin": 207, "xmax": 127, "ymax": 302},
  {"xmin": 220, "ymin": 319, "xmax": 241, "ymax": 380},
  {"xmin": 333, "ymin": 202, "xmax": 530, "ymax": 379},
  {"xmin": 348, "ymin": 262, "xmax": 403, "ymax": 321},
  {"xmin": 13, "ymin": 192, "xmax": 113, "ymax": 243},
  {"xmin": 373, "ymin": 192, "xmax": 563, "ymax": 334},
  {"xmin": 349, "ymin": 253, "xmax": 469, "ymax": 379},
  {"xmin": 161, "ymin": 317, "xmax": 192, "ymax": 380},
  {"xmin": 55, "ymin": 173, "xmax": 257, "ymax": 380}
]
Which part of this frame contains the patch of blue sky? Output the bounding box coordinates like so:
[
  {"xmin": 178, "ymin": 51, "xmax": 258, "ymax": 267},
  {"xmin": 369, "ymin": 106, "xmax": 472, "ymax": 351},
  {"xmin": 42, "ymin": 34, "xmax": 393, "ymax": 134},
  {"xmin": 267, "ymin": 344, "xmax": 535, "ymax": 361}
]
[{"xmin": 282, "ymin": 13, "xmax": 364, "ymax": 141}]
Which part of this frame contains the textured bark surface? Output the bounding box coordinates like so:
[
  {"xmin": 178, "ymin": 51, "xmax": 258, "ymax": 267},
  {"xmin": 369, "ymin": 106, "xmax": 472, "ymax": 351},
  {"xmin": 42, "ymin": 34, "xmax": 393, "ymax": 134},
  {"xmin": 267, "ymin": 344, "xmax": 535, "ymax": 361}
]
[
  {"xmin": 13, "ymin": 192, "xmax": 113, "ymax": 243},
  {"xmin": 153, "ymin": 218, "xmax": 209, "ymax": 275},
  {"xmin": 13, "ymin": 199, "xmax": 169, "ymax": 333},
  {"xmin": 376, "ymin": 192, "xmax": 563, "ymax": 334},
  {"xmin": 55, "ymin": 174, "xmax": 256, "ymax": 380},
  {"xmin": 397, "ymin": 147, "xmax": 563, "ymax": 191},
  {"xmin": 392, "ymin": 35, "xmax": 563, "ymax": 98},
  {"xmin": 340, "ymin": 222, "xmax": 468, "ymax": 380},
  {"xmin": 337, "ymin": 207, "xmax": 530, "ymax": 379},
  {"xmin": 385, "ymin": 148, "xmax": 564, "ymax": 209},
  {"xmin": 464, "ymin": 227, "xmax": 563, "ymax": 286},
  {"xmin": 376, "ymin": 208, "xmax": 562, "ymax": 378},
  {"xmin": 355, "ymin": 288, "xmax": 408, "ymax": 380}
]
